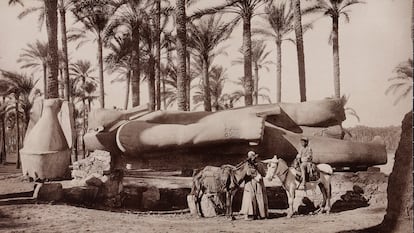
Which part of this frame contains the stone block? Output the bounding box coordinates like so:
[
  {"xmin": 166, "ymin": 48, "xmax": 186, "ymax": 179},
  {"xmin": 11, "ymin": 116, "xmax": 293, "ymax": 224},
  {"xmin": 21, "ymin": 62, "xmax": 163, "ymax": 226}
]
[
  {"xmin": 142, "ymin": 186, "xmax": 160, "ymax": 209},
  {"xmin": 85, "ymin": 176, "xmax": 104, "ymax": 187},
  {"xmin": 63, "ymin": 186, "xmax": 99, "ymax": 204},
  {"xmin": 35, "ymin": 183, "xmax": 63, "ymax": 202}
]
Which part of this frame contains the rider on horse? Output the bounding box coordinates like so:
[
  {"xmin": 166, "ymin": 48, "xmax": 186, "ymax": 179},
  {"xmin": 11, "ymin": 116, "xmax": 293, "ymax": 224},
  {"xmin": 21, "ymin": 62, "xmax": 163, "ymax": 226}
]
[{"xmin": 296, "ymin": 136, "xmax": 313, "ymax": 189}]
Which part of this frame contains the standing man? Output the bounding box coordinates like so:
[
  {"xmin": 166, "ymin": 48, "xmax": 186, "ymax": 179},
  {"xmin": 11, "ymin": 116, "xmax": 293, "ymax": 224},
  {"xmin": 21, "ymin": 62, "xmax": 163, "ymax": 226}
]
[
  {"xmin": 241, "ymin": 151, "xmax": 268, "ymax": 220},
  {"xmin": 296, "ymin": 137, "xmax": 313, "ymax": 189}
]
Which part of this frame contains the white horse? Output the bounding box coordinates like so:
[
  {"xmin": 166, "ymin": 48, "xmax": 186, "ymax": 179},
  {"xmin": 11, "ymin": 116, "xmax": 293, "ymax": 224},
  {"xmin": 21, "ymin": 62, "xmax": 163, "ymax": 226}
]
[{"xmin": 263, "ymin": 156, "xmax": 333, "ymax": 218}]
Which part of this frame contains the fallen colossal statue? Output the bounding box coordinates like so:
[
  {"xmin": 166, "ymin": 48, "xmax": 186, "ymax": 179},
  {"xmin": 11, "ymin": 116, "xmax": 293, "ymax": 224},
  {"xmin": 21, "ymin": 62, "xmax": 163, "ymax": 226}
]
[{"xmin": 82, "ymin": 98, "xmax": 387, "ymax": 170}]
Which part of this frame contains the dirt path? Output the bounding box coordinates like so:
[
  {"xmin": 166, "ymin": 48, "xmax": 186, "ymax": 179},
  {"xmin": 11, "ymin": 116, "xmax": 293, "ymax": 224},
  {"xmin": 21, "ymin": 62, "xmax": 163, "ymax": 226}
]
[{"xmin": 0, "ymin": 204, "xmax": 384, "ymax": 233}]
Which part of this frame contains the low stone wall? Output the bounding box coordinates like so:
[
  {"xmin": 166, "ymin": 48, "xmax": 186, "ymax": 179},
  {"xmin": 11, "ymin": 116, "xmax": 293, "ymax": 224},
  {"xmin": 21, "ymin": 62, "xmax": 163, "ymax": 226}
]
[
  {"xmin": 118, "ymin": 171, "xmax": 388, "ymax": 213},
  {"xmin": 26, "ymin": 165, "xmax": 387, "ymax": 213}
]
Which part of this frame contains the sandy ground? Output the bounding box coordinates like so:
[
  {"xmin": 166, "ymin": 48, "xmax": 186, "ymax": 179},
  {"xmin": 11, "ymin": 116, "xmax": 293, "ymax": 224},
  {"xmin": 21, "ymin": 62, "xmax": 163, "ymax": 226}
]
[
  {"xmin": 0, "ymin": 152, "xmax": 392, "ymax": 233},
  {"xmin": 0, "ymin": 204, "xmax": 385, "ymax": 233}
]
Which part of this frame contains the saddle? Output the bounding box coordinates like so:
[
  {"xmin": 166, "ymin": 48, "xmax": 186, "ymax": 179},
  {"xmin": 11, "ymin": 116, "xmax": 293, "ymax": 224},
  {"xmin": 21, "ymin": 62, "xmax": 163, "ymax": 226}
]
[{"xmin": 294, "ymin": 161, "xmax": 319, "ymax": 182}]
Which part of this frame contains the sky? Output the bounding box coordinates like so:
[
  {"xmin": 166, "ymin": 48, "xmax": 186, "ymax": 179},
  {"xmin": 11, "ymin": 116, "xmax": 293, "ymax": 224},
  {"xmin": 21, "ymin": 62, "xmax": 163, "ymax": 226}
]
[{"xmin": 0, "ymin": 0, "xmax": 412, "ymax": 127}]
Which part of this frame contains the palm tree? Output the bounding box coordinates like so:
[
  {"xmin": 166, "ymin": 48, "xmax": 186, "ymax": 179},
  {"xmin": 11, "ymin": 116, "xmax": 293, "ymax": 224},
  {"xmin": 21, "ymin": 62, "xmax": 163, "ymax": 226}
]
[
  {"xmin": 16, "ymin": 0, "xmax": 45, "ymax": 31},
  {"xmin": 230, "ymin": 76, "xmax": 272, "ymax": 105},
  {"xmin": 256, "ymin": 1, "xmax": 314, "ymax": 102},
  {"xmin": 385, "ymin": 58, "xmax": 413, "ymax": 105},
  {"xmin": 10, "ymin": 0, "xmax": 60, "ymax": 99},
  {"xmin": 161, "ymin": 31, "xmax": 175, "ymax": 109},
  {"xmin": 105, "ymin": 35, "xmax": 133, "ymax": 109},
  {"xmin": 154, "ymin": 0, "xmax": 162, "ymax": 110},
  {"xmin": 292, "ymin": 0, "xmax": 306, "ymax": 102},
  {"xmin": 233, "ymin": 40, "xmax": 272, "ymax": 105},
  {"xmin": 0, "ymin": 70, "xmax": 40, "ymax": 168},
  {"xmin": 44, "ymin": 0, "xmax": 60, "ymax": 99},
  {"xmin": 193, "ymin": 66, "xmax": 231, "ymax": 111},
  {"xmin": 0, "ymin": 98, "xmax": 8, "ymax": 164},
  {"xmin": 191, "ymin": 0, "xmax": 270, "ymax": 106},
  {"xmin": 175, "ymin": 0, "xmax": 188, "ymax": 111},
  {"xmin": 311, "ymin": 0, "xmax": 364, "ymax": 98},
  {"xmin": 139, "ymin": 16, "xmax": 157, "ymax": 111},
  {"xmin": 188, "ymin": 14, "xmax": 237, "ymax": 111},
  {"xmin": 155, "ymin": 1, "xmax": 174, "ymax": 110},
  {"xmin": 17, "ymin": 40, "xmax": 48, "ymax": 96},
  {"xmin": 160, "ymin": 61, "xmax": 196, "ymax": 109},
  {"xmin": 16, "ymin": 0, "xmax": 71, "ymax": 101},
  {"xmin": 105, "ymin": 0, "xmax": 150, "ymax": 108},
  {"xmin": 69, "ymin": 60, "xmax": 97, "ymax": 158},
  {"xmin": 70, "ymin": 60, "xmax": 97, "ymax": 114},
  {"xmin": 58, "ymin": 0, "xmax": 72, "ymax": 101},
  {"xmin": 71, "ymin": 0, "xmax": 116, "ymax": 108}
]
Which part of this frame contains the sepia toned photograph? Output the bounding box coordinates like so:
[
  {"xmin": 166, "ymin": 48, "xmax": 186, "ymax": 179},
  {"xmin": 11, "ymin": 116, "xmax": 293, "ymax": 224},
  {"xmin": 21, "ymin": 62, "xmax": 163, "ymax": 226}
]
[{"xmin": 0, "ymin": 0, "xmax": 412, "ymax": 232}]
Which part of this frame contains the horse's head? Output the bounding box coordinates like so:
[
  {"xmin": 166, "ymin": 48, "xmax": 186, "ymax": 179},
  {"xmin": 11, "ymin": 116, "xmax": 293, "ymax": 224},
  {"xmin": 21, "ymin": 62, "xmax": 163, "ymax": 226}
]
[{"xmin": 264, "ymin": 156, "xmax": 279, "ymax": 181}]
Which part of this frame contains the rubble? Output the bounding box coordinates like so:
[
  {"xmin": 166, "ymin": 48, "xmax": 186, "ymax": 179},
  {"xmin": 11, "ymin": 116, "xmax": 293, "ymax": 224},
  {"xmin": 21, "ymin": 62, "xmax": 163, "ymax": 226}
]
[
  {"xmin": 71, "ymin": 150, "xmax": 111, "ymax": 181},
  {"xmin": 67, "ymin": 150, "xmax": 123, "ymax": 207}
]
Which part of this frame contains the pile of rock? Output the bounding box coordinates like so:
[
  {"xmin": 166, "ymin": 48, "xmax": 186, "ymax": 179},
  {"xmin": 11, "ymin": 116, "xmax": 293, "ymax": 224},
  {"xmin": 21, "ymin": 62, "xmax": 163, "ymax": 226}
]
[
  {"xmin": 71, "ymin": 150, "xmax": 111, "ymax": 180},
  {"xmin": 68, "ymin": 150, "xmax": 123, "ymax": 207}
]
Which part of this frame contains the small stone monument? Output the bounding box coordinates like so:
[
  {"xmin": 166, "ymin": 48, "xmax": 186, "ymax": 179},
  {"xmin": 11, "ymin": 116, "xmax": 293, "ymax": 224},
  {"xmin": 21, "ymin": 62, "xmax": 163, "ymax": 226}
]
[{"xmin": 20, "ymin": 98, "xmax": 71, "ymax": 180}]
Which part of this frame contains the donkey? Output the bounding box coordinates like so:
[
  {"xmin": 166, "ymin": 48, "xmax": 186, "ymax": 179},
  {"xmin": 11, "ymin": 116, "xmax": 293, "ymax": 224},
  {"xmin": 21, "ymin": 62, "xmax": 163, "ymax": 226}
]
[
  {"xmin": 190, "ymin": 160, "xmax": 250, "ymax": 219},
  {"xmin": 264, "ymin": 156, "xmax": 333, "ymax": 218}
]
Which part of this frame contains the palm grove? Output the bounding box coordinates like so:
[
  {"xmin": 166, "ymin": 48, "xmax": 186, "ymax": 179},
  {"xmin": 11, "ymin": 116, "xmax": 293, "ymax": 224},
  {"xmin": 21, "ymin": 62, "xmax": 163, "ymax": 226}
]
[{"xmin": 0, "ymin": 0, "xmax": 411, "ymax": 166}]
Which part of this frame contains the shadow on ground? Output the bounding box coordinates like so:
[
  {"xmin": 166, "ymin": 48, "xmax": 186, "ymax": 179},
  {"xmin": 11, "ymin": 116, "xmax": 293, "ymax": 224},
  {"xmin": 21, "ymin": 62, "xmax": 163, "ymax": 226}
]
[
  {"xmin": 267, "ymin": 212, "xmax": 287, "ymax": 219},
  {"xmin": 336, "ymin": 225, "xmax": 380, "ymax": 233},
  {"xmin": 331, "ymin": 186, "xmax": 369, "ymax": 213},
  {"xmin": 0, "ymin": 209, "xmax": 31, "ymax": 230}
]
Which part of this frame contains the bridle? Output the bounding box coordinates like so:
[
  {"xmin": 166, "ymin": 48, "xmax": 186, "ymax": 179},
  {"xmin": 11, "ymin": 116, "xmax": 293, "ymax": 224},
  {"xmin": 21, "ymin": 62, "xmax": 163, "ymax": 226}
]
[{"xmin": 268, "ymin": 159, "xmax": 289, "ymax": 184}]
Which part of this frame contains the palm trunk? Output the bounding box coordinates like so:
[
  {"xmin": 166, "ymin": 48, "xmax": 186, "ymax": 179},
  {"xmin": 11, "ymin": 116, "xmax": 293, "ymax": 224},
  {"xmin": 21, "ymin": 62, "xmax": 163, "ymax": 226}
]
[
  {"xmin": 124, "ymin": 70, "xmax": 131, "ymax": 110},
  {"xmin": 148, "ymin": 55, "xmax": 156, "ymax": 111},
  {"xmin": 242, "ymin": 15, "xmax": 253, "ymax": 106},
  {"xmin": 1, "ymin": 115, "xmax": 6, "ymax": 164},
  {"xmin": 1, "ymin": 96, "xmax": 6, "ymax": 164},
  {"xmin": 131, "ymin": 29, "xmax": 140, "ymax": 107},
  {"xmin": 186, "ymin": 51, "xmax": 191, "ymax": 110},
  {"xmin": 81, "ymin": 99, "xmax": 88, "ymax": 159},
  {"xmin": 44, "ymin": 0, "xmax": 59, "ymax": 99},
  {"xmin": 202, "ymin": 59, "xmax": 212, "ymax": 111},
  {"xmin": 97, "ymin": 31, "xmax": 105, "ymax": 108},
  {"xmin": 276, "ymin": 40, "xmax": 282, "ymax": 103},
  {"xmin": 72, "ymin": 133, "xmax": 78, "ymax": 162},
  {"xmin": 43, "ymin": 63, "xmax": 47, "ymax": 97},
  {"xmin": 59, "ymin": 68, "xmax": 64, "ymax": 98},
  {"xmin": 82, "ymin": 76, "xmax": 87, "ymax": 159},
  {"xmin": 72, "ymin": 111, "xmax": 78, "ymax": 162},
  {"xmin": 15, "ymin": 94, "xmax": 20, "ymax": 169},
  {"xmin": 254, "ymin": 63, "xmax": 259, "ymax": 105},
  {"xmin": 292, "ymin": 0, "xmax": 306, "ymax": 102},
  {"xmin": 81, "ymin": 134, "xmax": 86, "ymax": 159},
  {"xmin": 163, "ymin": 46, "xmax": 170, "ymax": 110},
  {"xmin": 155, "ymin": 0, "xmax": 161, "ymax": 110},
  {"xmin": 175, "ymin": 0, "xmax": 188, "ymax": 111},
  {"xmin": 332, "ymin": 16, "xmax": 340, "ymax": 99},
  {"xmin": 59, "ymin": 0, "xmax": 70, "ymax": 102}
]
